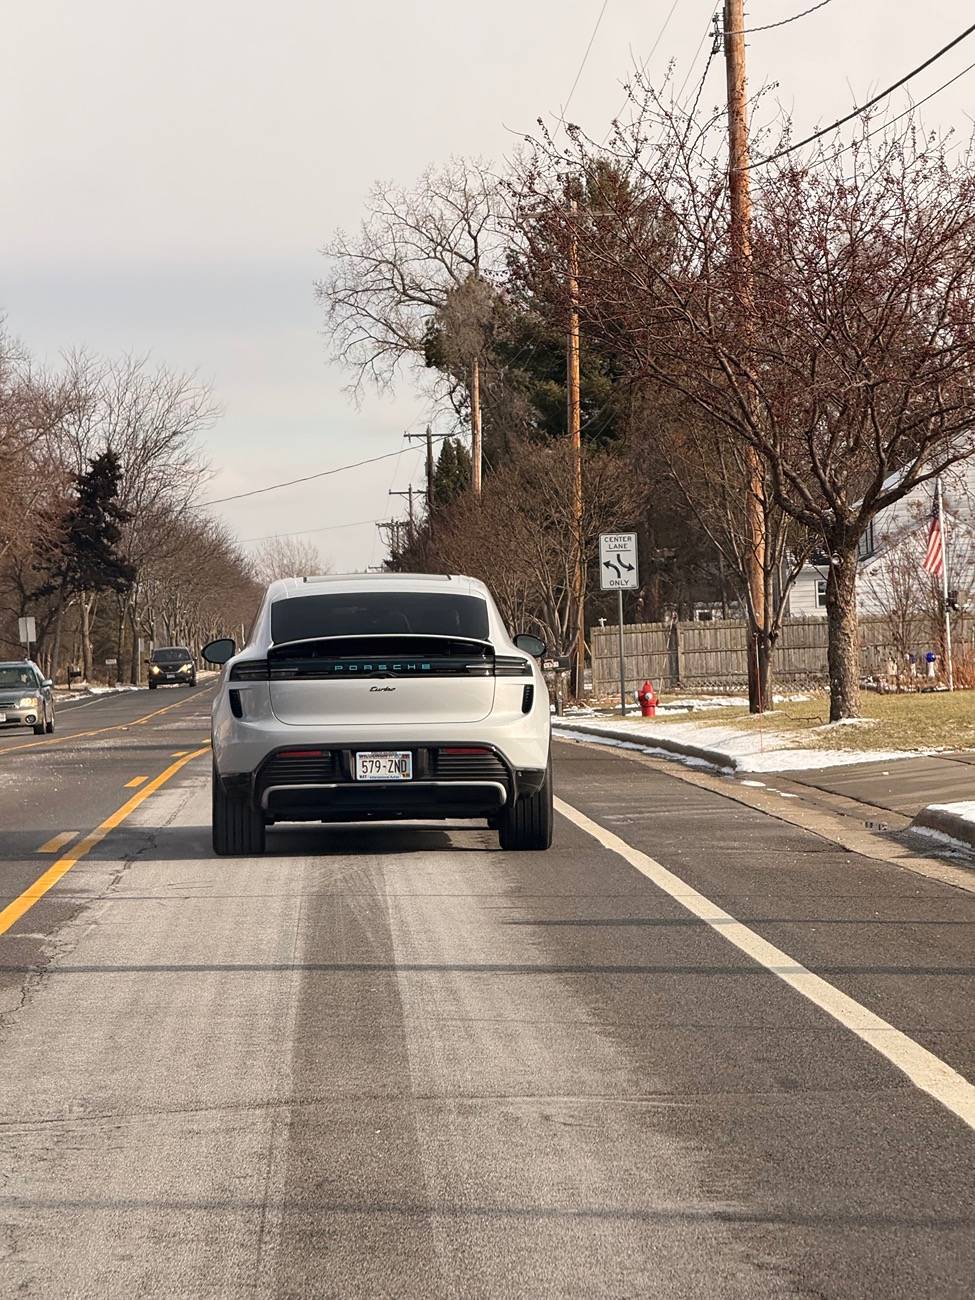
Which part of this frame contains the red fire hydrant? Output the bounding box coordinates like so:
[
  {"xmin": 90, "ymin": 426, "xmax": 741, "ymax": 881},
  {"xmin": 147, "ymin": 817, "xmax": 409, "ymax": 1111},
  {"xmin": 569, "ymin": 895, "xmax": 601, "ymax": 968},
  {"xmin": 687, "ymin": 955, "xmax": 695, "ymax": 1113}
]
[{"xmin": 637, "ymin": 680, "xmax": 657, "ymax": 718}]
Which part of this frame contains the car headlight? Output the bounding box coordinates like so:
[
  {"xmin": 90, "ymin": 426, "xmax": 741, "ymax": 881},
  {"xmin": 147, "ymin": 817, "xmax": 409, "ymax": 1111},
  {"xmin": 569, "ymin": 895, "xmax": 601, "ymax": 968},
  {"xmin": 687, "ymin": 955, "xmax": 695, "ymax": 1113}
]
[
  {"xmin": 179, "ymin": 663, "xmax": 192, "ymax": 673},
  {"xmin": 17, "ymin": 696, "xmax": 38, "ymax": 708},
  {"xmin": 150, "ymin": 665, "xmax": 161, "ymax": 674}
]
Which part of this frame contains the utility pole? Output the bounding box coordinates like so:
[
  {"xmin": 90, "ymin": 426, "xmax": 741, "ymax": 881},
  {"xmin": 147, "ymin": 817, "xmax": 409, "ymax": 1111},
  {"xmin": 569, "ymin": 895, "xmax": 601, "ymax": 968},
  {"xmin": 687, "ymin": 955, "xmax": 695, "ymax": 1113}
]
[
  {"xmin": 567, "ymin": 196, "xmax": 586, "ymax": 700},
  {"xmin": 723, "ymin": 0, "xmax": 767, "ymax": 713},
  {"xmin": 404, "ymin": 426, "xmax": 436, "ymax": 528},
  {"xmin": 389, "ymin": 485, "xmax": 417, "ymax": 547},
  {"xmin": 471, "ymin": 356, "xmax": 482, "ymax": 496},
  {"xmin": 936, "ymin": 477, "xmax": 955, "ymax": 691}
]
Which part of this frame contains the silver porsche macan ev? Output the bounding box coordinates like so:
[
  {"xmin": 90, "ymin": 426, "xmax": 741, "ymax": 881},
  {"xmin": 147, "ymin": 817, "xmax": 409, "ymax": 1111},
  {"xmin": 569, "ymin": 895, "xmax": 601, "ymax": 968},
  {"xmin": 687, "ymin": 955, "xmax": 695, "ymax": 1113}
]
[{"xmin": 202, "ymin": 573, "xmax": 553, "ymax": 855}]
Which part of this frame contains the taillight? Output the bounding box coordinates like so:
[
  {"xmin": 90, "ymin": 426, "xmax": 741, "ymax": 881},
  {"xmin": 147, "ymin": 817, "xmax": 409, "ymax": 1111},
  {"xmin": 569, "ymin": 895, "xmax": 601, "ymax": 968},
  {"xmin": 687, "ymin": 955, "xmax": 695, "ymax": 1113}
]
[
  {"xmin": 442, "ymin": 746, "xmax": 489, "ymax": 755},
  {"xmin": 229, "ymin": 659, "xmax": 269, "ymax": 681}
]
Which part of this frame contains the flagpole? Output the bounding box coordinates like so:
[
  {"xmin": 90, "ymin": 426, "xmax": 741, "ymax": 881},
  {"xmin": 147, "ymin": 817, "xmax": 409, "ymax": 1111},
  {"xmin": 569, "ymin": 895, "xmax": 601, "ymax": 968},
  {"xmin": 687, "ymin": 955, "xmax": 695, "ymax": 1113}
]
[{"xmin": 938, "ymin": 478, "xmax": 955, "ymax": 691}]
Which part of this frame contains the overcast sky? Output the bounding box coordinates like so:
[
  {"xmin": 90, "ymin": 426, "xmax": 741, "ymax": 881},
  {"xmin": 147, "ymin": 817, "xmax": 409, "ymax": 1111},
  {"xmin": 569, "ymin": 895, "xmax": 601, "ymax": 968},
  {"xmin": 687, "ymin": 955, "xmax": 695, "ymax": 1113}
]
[{"xmin": 3, "ymin": 1, "xmax": 973, "ymax": 571}]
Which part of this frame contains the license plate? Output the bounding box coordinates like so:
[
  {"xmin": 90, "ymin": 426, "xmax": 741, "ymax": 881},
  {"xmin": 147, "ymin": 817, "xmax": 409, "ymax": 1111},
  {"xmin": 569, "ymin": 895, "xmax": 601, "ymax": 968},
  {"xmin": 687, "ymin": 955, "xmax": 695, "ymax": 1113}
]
[{"xmin": 355, "ymin": 750, "xmax": 412, "ymax": 781}]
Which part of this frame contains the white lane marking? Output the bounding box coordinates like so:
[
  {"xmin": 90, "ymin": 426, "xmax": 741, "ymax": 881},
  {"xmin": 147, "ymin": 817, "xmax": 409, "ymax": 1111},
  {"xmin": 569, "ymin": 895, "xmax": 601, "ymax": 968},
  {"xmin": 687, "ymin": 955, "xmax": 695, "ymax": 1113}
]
[
  {"xmin": 740, "ymin": 780, "xmax": 765, "ymax": 788},
  {"xmin": 554, "ymin": 795, "xmax": 975, "ymax": 1132}
]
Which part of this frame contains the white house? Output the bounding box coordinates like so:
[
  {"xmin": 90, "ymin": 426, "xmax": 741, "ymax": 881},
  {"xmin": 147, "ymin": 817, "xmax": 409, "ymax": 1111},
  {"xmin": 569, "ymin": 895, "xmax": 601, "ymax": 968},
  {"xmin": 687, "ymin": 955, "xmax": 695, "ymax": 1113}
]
[{"xmin": 787, "ymin": 460, "xmax": 975, "ymax": 618}]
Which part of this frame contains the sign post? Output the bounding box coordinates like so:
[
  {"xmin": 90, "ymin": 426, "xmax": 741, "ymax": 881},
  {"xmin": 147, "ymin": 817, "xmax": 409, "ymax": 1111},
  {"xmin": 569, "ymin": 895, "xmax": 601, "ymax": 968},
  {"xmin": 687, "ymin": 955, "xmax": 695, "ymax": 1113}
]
[
  {"xmin": 18, "ymin": 616, "xmax": 37, "ymax": 662},
  {"xmin": 599, "ymin": 533, "xmax": 639, "ymax": 716}
]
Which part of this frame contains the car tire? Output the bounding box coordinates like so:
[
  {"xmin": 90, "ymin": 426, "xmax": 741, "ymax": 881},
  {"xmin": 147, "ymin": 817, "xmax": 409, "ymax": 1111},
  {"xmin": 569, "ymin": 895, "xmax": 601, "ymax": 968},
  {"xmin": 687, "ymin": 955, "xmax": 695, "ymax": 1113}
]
[
  {"xmin": 45, "ymin": 716, "xmax": 55, "ymax": 734},
  {"xmin": 212, "ymin": 764, "xmax": 265, "ymax": 856},
  {"xmin": 148, "ymin": 681, "xmax": 157, "ymax": 690},
  {"xmin": 498, "ymin": 758, "xmax": 553, "ymax": 851},
  {"xmin": 32, "ymin": 721, "xmax": 45, "ymax": 736}
]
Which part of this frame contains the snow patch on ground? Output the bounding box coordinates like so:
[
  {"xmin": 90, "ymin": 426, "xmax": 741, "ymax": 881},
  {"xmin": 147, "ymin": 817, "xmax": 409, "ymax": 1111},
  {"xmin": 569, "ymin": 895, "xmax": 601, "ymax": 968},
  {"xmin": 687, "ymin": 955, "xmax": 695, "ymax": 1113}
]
[
  {"xmin": 552, "ymin": 729, "xmax": 718, "ymax": 770},
  {"xmin": 555, "ymin": 715, "xmax": 931, "ymax": 773},
  {"xmin": 926, "ymin": 801, "xmax": 975, "ymax": 823}
]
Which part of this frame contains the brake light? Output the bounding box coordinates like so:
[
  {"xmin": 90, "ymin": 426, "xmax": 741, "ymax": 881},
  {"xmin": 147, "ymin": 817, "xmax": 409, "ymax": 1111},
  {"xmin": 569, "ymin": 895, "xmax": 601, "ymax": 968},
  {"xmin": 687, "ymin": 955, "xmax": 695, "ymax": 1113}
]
[
  {"xmin": 277, "ymin": 749, "xmax": 324, "ymax": 758},
  {"xmin": 442, "ymin": 746, "xmax": 489, "ymax": 755}
]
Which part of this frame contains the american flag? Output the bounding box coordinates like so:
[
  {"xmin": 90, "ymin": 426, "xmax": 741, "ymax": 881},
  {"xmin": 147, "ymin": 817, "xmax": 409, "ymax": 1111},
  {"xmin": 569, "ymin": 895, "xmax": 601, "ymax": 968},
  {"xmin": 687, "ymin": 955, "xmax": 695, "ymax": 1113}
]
[{"xmin": 922, "ymin": 491, "xmax": 945, "ymax": 577}]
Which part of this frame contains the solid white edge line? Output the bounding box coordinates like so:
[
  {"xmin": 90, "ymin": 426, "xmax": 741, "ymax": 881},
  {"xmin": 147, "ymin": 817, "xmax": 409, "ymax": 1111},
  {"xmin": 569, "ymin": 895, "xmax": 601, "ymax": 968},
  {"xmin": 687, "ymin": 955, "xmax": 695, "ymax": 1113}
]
[{"xmin": 554, "ymin": 795, "xmax": 975, "ymax": 1132}]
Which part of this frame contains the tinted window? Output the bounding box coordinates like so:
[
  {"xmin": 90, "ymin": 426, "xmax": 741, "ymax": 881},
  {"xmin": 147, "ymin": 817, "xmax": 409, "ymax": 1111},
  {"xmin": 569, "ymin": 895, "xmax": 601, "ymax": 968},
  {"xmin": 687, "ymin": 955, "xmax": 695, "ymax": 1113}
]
[
  {"xmin": 271, "ymin": 592, "xmax": 489, "ymax": 643},
  {"xmin": 153, "ymin": 648, "xmax": 192, "ymax": 663}
]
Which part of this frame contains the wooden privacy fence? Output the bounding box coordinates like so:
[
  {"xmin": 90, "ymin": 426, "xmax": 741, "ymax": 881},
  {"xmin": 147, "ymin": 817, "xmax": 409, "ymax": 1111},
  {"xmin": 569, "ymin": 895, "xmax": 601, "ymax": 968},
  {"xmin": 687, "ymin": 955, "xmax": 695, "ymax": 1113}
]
[{"xmin": 591, "ymin": 614, "xmax": 975, "ymax": 696}]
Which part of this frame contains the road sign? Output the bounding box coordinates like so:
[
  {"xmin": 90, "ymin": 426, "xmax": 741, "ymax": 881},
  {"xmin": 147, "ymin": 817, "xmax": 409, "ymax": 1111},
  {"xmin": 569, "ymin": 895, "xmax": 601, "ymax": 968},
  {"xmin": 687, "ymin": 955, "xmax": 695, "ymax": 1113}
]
[
  {"xmin": 599, "ymin": 533, "xmax": 639, "ymax": 590},
  {"xmin": 18, "ymin": 616, "xmax": 36, "ymax": 644},
  {"xmin": 105, "ymin": 658, "xmax": 118, "ymax": 666}
]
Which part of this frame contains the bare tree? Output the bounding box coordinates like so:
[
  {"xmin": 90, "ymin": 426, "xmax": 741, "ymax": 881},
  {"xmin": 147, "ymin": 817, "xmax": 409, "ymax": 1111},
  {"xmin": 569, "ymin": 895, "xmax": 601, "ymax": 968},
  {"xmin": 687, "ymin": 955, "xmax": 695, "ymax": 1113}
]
[
  {"xmin": 251, "ymin": 535, "xmax": 328, "ymax": 587},
  {"xmin": 521, "ymin": 102, "xmax": 975, "ymax": 718},
  {"xmin": 414, "ymin": 442, "xmax": 640, "ymax": 662},
  {"xmin": 317, "ymin": 157, "xmax": 502, "ymax": 390}
]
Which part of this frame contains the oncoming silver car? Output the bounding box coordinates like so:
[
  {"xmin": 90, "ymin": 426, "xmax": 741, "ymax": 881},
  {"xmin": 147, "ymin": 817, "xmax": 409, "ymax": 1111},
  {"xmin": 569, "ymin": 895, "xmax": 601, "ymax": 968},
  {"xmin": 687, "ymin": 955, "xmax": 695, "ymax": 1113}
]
[
  {"xmin": 203, "ymin": 574, "xmax": 553, "ymax": 855},
  {"xmin": 0, "ymin": 660, "xmax": 55, "ymax": 735}
]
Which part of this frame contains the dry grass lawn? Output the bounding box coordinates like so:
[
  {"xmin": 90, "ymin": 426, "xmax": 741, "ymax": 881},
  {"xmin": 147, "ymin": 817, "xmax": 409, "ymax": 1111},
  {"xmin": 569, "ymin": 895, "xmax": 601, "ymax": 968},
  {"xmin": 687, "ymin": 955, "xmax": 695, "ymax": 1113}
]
[{"xmin": 653, "ymin": 689, "xmax": 975, "ymax": 752}]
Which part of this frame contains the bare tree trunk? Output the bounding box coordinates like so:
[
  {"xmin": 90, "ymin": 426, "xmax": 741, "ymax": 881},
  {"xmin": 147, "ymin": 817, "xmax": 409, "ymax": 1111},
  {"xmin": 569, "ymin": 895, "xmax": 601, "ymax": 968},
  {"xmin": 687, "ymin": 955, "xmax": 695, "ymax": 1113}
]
[
  {"xmin": 128, "ymin": 601, "xmax": 141, "ymax": 684},
  {"xmin": 114, "ymin": 595, "xmax": 126, "ymax": 685},
  {"xmin": 50, "ymin": 597, "xmax": 65, "ymax": 684},
  {"xmin": 80, "ymin": 592, "xmax": 93, "ymax": 682},
  {"xmin": 825, "ymin": 547, "xmax": 860, "ymax": 721}
]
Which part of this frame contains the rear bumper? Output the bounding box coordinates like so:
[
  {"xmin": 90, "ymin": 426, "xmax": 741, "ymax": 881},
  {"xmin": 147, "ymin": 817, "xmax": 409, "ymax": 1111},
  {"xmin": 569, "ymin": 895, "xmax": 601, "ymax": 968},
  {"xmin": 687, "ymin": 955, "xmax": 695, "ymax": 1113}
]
[{"xmin": 218, "ymin": 742, "xmax": 547, "ymax": 823}]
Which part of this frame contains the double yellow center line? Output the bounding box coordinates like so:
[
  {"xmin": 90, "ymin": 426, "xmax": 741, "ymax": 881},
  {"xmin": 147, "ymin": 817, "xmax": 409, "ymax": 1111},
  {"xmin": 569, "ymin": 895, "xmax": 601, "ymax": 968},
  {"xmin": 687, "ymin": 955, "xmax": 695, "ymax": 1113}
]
[
  {"xmin": 0, "ymin": 689, "xmax": 212, "ymax": 756},
  {"xmin": 0, "ymin": 746, "xmax": 210, "ymax": 938}
]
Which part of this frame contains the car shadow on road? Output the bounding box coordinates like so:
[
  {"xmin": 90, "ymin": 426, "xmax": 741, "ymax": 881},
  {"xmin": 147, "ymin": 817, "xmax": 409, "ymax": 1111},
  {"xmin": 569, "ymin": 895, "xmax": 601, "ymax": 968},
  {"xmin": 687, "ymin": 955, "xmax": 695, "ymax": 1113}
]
[{"xmin": 115, "ymin": 821, "xmax": 497, "ymax": 862}]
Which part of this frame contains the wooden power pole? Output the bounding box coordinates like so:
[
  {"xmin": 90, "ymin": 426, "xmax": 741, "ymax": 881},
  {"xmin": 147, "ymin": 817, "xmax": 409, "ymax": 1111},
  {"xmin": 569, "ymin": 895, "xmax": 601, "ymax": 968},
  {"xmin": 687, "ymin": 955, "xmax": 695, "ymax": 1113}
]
[
  {"xmin": 471, "ymin": 356, "xmax": 482, "ymax": 496},
  {"xmin": 567, "ymin": 197, "xmax": 586, "ymax": 700},
  {"xmin": 723, "ymin": 0, "xmax": 767, "ymax": 712},
  {"xmin": 404, "ymin": 426, "xmax": 436, "ymax": 527}
]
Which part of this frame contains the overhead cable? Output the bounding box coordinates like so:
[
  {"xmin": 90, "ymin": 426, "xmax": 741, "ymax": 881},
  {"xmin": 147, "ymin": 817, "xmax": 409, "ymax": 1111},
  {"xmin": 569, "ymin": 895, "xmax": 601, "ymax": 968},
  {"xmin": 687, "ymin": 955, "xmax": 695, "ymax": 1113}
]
[{"xmin": 754, "ymin": 19, "xmax": 975, "ymax": 167}]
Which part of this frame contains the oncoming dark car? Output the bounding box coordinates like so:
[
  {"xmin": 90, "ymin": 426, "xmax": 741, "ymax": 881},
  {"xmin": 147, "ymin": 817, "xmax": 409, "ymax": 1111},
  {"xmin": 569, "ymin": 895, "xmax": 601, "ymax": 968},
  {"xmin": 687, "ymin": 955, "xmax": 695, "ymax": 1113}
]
[{"xmin": 148, "ymin": 646, "xmax": 197, "ymax": 688}]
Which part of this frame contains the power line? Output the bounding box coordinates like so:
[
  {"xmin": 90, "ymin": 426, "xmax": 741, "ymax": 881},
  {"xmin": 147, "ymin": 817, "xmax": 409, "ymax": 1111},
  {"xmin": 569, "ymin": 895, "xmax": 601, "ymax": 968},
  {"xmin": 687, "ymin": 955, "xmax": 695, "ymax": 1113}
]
[
  {"xmin": 734, "ymin": 0, "xmax": 832, "ymax": 35},
  {"xmin": 813, "ymin": 56, "xmax": 975, "ymax": 170},
  {"xmin": 604, "ymin": 0, "xmax": 684, "ymax": 140},
  {"xmin": 239, "ymin": 518, "xmax": 382, "ymax": 545},
  {"xmin": 560, "ymin": 0, "xmax": 611, "ymax": 127},
  {"xmin": 754, "ymin": 19, "xmax": 975, "ymax": 167},
  {"xmin": 675, "ymin": 11, "xmax": 717, "ymax": 106},
  {"xmin": 200, "ymin": 437, "xmax": 449, "ymax": 507}
]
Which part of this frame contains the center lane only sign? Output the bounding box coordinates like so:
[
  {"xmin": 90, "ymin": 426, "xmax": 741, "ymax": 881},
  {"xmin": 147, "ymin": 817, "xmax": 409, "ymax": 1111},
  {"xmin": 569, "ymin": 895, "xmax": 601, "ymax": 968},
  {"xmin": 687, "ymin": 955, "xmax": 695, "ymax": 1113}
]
[{"xmin": 599, "ymin": 532, "xmax": 639, "ymax": 590}]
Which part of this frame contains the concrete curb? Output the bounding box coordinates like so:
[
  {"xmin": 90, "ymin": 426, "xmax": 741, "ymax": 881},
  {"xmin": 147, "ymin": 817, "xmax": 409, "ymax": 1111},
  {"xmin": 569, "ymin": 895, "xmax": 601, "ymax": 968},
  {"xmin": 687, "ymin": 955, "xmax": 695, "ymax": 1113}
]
[
  {"xmin": 553, "ymin": 719, "xmax": 737, "ymax": 772},
  {"xmin": 910, "ymin": 806, "xmax": 975, "ymax": 851}
]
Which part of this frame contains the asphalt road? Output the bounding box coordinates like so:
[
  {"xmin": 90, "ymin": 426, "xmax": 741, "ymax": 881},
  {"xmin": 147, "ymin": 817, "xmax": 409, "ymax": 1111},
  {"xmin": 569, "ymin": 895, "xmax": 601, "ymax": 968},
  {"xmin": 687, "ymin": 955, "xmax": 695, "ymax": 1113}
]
[{"xmin": 0, "ymin": 694, "xmax": 973, "ymax": 1298}]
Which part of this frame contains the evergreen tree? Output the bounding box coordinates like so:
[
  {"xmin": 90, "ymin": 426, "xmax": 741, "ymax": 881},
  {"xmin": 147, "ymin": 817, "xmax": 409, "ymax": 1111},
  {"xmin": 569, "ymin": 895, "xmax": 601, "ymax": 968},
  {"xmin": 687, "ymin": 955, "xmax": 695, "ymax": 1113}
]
[
  {"xmin": 40, "ymin": 450, "xmax": 136, "ymax": 598},
  {"xmin": 432, "ymin": 438, "xmax": 471, "ymax": 508}
]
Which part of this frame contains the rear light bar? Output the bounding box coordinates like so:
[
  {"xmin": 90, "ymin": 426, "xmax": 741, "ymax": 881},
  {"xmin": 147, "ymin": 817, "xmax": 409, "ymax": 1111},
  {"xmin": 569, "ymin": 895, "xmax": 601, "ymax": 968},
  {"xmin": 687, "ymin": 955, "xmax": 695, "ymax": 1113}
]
[
  {"xmin": 277, "ymin": 749, "xmax": 324, "ymax": 758},
  {"xmin": 229, "ymin": 659, "xmax": 269, "ymax": 681},
  {"xmin": 231, "ymin": 656, "xmax": 530, "ymax": 679},
  {"xmin": 442, "ymin": 746, "xmax": 490, "ymax": 755}
]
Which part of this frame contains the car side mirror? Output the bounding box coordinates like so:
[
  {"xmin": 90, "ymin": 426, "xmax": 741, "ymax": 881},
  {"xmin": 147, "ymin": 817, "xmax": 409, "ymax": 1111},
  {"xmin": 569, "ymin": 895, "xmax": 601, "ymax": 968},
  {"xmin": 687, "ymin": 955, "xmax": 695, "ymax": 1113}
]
[
  {"xmin": 514, "ymin": 633, "xmax": 546, "ymax": 658},
  {"xmin": 41, "ymin": 679, "xmax": 53, "ymax": 689},
  {"xmin": 202, "ymin": 637, "xmax": 236, "ymax": 665}
]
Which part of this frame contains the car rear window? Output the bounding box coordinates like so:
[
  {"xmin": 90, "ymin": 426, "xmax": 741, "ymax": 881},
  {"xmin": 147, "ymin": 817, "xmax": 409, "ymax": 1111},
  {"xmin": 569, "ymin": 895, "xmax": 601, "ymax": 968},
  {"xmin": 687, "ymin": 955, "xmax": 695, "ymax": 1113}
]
[{"xmin": 270, "ymin": 592, "xmax": 490, "ymax": 643}]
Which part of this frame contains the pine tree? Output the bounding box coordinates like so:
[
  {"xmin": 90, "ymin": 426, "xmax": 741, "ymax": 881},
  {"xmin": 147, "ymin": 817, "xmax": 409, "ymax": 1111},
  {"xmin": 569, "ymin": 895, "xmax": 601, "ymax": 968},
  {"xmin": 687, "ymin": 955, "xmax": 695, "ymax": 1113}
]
[
  {"xmin": 38, "ymin": 450, "xmax": 136, "ymax": 679},
  {"xmin": 432, "ymin": 438, "xmax": 472, "ymax": 507}
]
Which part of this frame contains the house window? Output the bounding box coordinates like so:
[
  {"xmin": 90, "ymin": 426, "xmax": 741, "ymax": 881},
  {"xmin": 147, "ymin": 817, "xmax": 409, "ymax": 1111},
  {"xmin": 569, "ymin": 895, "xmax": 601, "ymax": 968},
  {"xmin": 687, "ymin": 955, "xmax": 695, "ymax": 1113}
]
[
  {"xmin": 816, "ymin": 580, "xmax": 828, "ymax": 609},
  {"xmin": 857, "ymin": 521, "xmax": 875, "ymax": 561}
]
